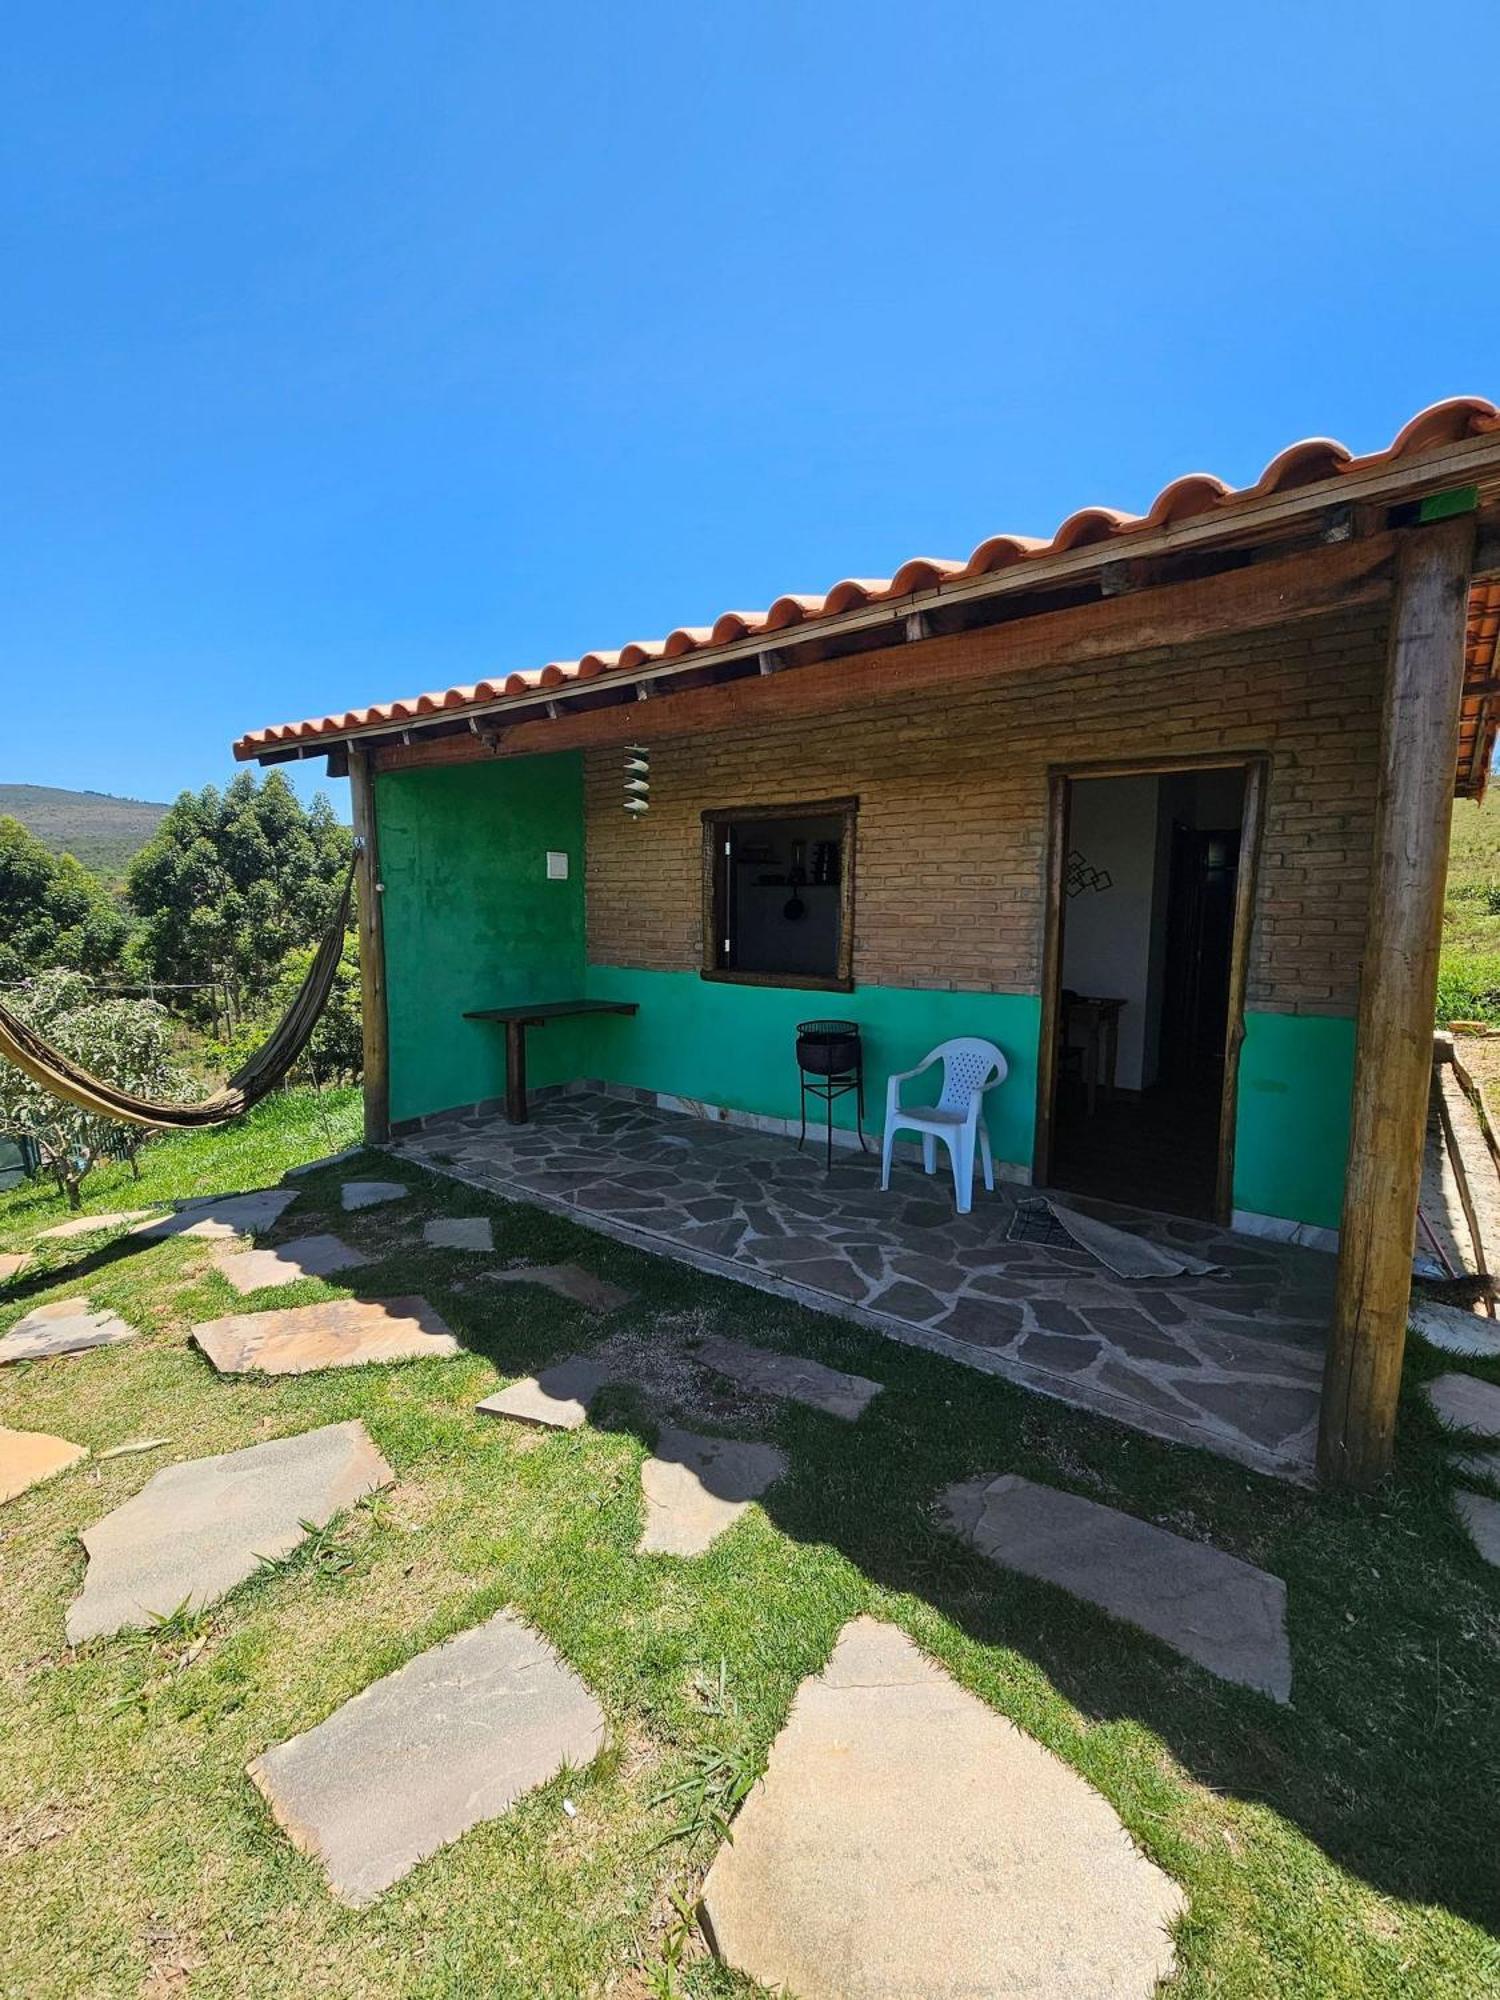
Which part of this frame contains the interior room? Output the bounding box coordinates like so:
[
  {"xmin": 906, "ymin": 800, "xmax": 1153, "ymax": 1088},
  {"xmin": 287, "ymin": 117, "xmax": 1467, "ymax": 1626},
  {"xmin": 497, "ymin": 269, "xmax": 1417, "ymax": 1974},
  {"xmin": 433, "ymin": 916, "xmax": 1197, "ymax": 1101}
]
[
  {"xmin": 712, "ymin": 809, "xmax": 845, "ymax": 982},
  {"xmin": 1049, "ymin": 765, "xmax": 1247, "ymax": 1218}
]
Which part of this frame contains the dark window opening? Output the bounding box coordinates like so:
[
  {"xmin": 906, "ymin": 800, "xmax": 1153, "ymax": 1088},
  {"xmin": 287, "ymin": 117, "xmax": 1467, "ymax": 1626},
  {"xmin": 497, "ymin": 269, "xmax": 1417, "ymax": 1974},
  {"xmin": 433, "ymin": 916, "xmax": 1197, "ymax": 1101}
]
[{"xmin": 701, "ymin": 798, "xmax": 857, "ymax": 990}]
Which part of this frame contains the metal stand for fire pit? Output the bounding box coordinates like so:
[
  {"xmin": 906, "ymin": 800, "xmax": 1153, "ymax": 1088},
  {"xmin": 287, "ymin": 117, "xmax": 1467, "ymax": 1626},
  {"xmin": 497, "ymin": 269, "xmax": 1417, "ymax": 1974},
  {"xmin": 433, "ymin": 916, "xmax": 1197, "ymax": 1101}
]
[{"xmin": 796, "ymin": 1019, "xmax": 867, "ymax": 1171}]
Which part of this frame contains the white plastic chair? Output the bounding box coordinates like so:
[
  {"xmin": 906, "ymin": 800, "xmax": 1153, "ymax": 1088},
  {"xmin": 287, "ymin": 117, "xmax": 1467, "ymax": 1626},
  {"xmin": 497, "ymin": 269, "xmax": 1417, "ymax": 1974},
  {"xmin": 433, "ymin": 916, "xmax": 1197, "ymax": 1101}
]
[{"xmin": 880, "ymin": 1037, "xmax": 1008, "ymax": 1215}]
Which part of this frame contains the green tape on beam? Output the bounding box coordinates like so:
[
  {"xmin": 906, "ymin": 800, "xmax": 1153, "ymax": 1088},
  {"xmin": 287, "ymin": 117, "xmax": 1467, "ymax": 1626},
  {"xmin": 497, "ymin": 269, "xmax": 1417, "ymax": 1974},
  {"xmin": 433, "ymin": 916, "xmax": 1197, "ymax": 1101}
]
[{"xmin": 1418, "ymin": 485, "xmax": 1479, "ymax": 523}]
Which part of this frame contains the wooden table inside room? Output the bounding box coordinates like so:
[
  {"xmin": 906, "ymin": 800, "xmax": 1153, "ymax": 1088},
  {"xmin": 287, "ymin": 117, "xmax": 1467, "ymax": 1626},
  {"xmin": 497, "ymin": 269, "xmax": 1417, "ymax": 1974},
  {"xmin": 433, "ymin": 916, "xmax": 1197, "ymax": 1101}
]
[
  {"xmin": 1062, "ymin": 995, "xmax": 1125, "ymax": 1115},
  {"xmin": 462, "ymin": 1000, "xmax": 639, "ymax": 1124}
]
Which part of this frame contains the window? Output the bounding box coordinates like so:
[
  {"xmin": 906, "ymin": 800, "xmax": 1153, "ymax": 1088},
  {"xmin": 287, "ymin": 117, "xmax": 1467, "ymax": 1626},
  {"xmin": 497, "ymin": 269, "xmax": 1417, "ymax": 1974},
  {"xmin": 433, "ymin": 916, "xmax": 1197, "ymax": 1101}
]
[{"xmin": 701, "ymin": 798, "xmax": 857, "ymax": 989}]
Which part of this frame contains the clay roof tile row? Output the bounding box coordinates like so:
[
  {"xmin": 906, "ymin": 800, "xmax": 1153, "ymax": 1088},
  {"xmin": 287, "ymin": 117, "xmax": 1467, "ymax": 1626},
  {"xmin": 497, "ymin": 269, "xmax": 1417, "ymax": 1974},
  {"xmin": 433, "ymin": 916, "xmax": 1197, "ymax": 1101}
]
[{"xmin": 234, "ymin": 396, "xmax": 1500, "ymax": 765}]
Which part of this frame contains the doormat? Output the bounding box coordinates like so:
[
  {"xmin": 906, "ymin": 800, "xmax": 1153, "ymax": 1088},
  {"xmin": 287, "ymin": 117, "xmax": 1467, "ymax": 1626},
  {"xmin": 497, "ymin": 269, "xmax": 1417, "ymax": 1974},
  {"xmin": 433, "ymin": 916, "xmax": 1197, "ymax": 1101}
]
[
  {"xmin": 1008, "ymin": 1198, "xmax": 1224, "ymax": 1280},
  {"xmin": 1006, "ymin": 1199, "xmax": 1076, "ymax": 1250}
]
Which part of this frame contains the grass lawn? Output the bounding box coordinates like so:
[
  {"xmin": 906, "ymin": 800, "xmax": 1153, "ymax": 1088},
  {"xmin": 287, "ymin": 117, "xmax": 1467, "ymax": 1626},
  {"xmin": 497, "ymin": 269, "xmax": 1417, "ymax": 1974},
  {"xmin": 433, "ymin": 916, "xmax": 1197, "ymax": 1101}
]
[
  {"xmin": 1441, "ymin": 791, "xmax": 1500, "ymax": 1023},
  {"xmin": 1, "ymin": 1092, "xmax": 1498, "ymax": 1997}
]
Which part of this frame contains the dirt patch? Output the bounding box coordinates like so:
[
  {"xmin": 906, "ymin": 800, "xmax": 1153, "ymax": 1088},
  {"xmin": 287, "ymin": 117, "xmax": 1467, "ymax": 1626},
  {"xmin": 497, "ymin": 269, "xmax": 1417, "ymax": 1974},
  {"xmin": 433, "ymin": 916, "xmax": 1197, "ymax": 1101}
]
[
  {"xmin": 1455, "ymin": 1033, "xmax": 1500, "ymax": 1113},
  {"xmin": 0, "ymin": 1796, "xmax": 83, "ymax": 1859},
  {"xmin": 141, "ymin": 1915, "xmax": 204, "ymax": 1995},
  {"xmin": 594, "ymin": 1312, "xmax": 780, "ymax": 1430}
]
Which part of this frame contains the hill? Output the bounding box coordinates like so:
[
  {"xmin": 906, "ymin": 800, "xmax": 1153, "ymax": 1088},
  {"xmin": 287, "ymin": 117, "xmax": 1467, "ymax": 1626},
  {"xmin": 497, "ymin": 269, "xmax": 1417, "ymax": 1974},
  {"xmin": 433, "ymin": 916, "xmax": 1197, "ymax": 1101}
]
[{"xmin": 0, "ymin": 784, "xmax": 168, "ymax": 879}]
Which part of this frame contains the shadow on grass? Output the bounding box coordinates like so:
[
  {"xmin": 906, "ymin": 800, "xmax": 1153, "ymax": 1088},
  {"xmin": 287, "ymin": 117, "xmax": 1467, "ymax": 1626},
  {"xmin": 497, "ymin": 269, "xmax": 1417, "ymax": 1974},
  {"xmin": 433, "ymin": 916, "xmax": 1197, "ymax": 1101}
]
[
  {"xmin": 373, "ymin": 1158, "xmax": 1500, "ymax": 1941},
  {"xmin": 16, "ymin": 1143, "xmax": 1497, "ymax": 1943}
]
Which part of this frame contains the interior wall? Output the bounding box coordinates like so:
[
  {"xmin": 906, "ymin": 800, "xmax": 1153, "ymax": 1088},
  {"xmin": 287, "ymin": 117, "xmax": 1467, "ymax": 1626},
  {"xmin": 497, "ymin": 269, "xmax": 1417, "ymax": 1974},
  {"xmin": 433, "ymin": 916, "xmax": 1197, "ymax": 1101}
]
[
  {"xmin": 729, "ymin": 812, "xmax": 842, "ymax": 976},
  {"xmin": 1059, "ymin": 775, "xmax": 1162, "ymax": 1090}
]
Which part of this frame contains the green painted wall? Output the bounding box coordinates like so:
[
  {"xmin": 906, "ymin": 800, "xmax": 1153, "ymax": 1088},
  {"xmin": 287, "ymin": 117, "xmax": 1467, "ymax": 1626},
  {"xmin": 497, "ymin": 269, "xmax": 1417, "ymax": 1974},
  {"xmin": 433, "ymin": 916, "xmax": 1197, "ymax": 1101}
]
[
  {"xmin": 376, "ymin": 755, "xmax": 589, "ymax": 1126},
  {"xmin": 583, "ymin": 965, "xmax": 1040, "ymax": 1169},
  {"xmin": 1231, "ymin": 1009, "xmax": 1355, "ymax": 1230}
]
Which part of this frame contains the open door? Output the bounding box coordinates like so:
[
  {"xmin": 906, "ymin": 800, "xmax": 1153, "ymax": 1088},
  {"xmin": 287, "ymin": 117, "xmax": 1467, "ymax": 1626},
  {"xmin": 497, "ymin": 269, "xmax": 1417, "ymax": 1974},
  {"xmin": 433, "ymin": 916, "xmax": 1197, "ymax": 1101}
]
[{"xmin": 1034, "ymin": 756, "xmax": 1265, "ymax": 1223}]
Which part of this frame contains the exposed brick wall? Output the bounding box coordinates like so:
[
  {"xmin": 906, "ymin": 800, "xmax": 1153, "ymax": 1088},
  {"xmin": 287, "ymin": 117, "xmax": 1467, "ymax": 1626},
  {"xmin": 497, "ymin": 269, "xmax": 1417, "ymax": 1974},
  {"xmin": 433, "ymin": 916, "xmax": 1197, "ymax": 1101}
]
[{"xmin": 584, "ymin": 606, "xmax": 1387, "ymax": 1015}]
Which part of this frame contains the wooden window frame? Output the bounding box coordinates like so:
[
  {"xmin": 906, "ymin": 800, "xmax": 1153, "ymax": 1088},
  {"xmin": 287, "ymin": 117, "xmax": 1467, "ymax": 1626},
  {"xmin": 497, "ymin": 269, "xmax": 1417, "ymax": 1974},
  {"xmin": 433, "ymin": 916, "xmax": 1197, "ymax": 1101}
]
[
  {"xmin": 700, "ymin": 796, "xmax": 858, "ymax": 992},
  {"xmin": 1032, "ymin": 751, "xmax": 1268, "ymax": 1227}
]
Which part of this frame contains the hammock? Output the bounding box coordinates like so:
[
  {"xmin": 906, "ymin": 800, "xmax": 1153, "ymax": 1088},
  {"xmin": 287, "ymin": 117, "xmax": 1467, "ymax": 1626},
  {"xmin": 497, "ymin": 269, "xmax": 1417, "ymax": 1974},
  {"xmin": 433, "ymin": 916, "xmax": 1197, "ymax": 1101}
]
[{"xmin": 0, "ymin": 860, "xmax": 357, "ymax": 1131}]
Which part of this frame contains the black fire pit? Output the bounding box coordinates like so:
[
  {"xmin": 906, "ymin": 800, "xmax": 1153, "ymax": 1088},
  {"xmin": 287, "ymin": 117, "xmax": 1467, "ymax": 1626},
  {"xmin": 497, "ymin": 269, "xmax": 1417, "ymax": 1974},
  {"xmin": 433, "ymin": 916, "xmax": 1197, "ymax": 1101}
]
[{"xmin": 796, "ymin": 1019, "xmax": 866, "ymax": 1170}]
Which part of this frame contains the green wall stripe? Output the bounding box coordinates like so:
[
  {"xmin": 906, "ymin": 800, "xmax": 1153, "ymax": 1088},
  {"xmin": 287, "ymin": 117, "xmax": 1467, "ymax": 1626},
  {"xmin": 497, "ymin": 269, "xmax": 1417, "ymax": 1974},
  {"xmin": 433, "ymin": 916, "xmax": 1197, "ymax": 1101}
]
[
  {"xmin": 584, "ymin": 965, "xmax": 1040, "ymax": 1168},
  {"xmin": 1231, "ymin": 1009, "xmax": 1354, "ymax": 1230}
]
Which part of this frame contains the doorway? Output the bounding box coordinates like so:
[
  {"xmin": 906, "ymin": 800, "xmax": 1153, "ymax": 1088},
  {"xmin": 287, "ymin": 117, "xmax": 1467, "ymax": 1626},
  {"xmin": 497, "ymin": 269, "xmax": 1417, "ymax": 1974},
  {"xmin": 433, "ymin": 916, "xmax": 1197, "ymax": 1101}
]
[{"xmin": 1036, "ymin": 758, "xmax": 1264, "ymax": 1222}]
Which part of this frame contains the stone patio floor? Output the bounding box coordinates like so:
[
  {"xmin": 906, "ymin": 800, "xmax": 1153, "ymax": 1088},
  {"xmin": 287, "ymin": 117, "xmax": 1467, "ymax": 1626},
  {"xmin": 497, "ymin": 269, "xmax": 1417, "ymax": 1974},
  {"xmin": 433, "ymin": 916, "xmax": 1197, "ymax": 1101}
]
[{"xmin": 395, "ymin": 1092, "xmax": 1336, "ymax": 1480}]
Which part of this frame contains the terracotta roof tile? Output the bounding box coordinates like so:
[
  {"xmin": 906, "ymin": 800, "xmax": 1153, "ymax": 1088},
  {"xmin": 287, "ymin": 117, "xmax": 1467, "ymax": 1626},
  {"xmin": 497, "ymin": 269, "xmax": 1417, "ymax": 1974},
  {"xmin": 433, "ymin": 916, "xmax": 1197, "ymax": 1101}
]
[{"xmin": 234, "ymin": 396, "xmax": 1500, "ymax": 763}]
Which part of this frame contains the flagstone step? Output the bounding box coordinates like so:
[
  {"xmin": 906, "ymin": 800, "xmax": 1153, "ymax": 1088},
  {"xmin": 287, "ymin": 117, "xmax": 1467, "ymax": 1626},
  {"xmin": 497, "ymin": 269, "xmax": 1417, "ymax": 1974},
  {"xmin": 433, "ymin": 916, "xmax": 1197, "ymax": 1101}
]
[
  {"xmin": 423, "ymin": 1216, "xmax": 494, "ymax": 1252},
  {"xmin": 700, "ymin": 1616, "xmax": 1183, "ymax": 2000},
  {"xmin": 0, "ymin": 1299, "xmax": 137, "ymax": 1366},
  {"xmin": 480, "ymin": 1261, "xmax": 634, "ymax": 1312},
  {"xmin": 695, "ymin": 1333, "xmax": 881, "ymax": 1421},
  {"xmin": 134, "ymin": 1190, "xmax": 298, "ymax": 1241},
  {"xmin": 35, "ymin": 1210, "xmax": 152, "ymax": 1242},
  {"xmin": 340, "ymin": 1180, "xmax": 408, "ymax": 1211},
  {"xmin": 1410, "ymin": 1298, "xmax": 1500, "ymax": 1359},
  {"xmin": 213, "ymin": 1234, "xmax": 365, "ymax": 1295},
  {"xmin": 476, "ymin": 1354, "xmax": 610, "ymax": 1431},
  {"xmin": 1426, "ymin": 1372, "xmax": 1500, "ymax": 1438},
  {"xmin": 1456, "ymin": 1489, "xmax": 1500, "ymax": 1567},
  {"xmin": 638, "ymin": 1428, "xmax": 786, "ymax": 1556},
  {"xmin": 941, "ymin": 1472, "xmax": 1292, "ymax": 1701},
  {"xmin": 192, "ymin": 1296, "xmax": 459, "ymax": 1376},
  {"xmin": 0, "ymin": 1426, "xmax": 88, "ymax": 1503},
  {"xmin": 248, "ymin": 1609, "xmax": 606, "ymax": 1905},
  {"xmin": 0, "ymin": 1252, "xmax": 31, "ymax": 1284},
  {"xmin": 66, "ymin": 1419, "xmax": 392, "ymax": 1642}
]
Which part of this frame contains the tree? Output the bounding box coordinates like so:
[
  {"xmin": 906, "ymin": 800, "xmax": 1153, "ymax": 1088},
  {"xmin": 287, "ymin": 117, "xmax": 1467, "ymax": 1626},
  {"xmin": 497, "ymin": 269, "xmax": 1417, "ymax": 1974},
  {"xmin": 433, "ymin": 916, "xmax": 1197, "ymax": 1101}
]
[
  {"xmin": 201, "ymin": 934, "xmax": 363, "ymax": 1087},
  {"xmin": 0, "ymin": 972, "xmax": 186, "ymax": 1207},
  {"xmin": 0, "ymin": 817, "xmax": 131, "ymax": 982},
  {"xmin": 125, "ymin": 772, "xmax": 353, "ymax": 1027}
]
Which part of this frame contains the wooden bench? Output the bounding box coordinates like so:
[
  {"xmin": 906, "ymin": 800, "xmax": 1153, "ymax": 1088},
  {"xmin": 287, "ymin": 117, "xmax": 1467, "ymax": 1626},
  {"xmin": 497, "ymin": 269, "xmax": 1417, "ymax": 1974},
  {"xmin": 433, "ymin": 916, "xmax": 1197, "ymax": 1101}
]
[{"xmin": 462, "ymin": 1000, "xmax": 639, "ymax": 1124}]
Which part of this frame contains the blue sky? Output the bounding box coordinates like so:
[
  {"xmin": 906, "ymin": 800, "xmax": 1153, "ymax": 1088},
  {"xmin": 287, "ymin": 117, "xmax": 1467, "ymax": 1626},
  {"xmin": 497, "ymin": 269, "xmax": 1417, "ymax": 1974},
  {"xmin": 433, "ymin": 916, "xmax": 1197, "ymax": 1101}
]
[{"xmin": 4, "ymin": 2, "xmax": 1498, "ymax": 816}]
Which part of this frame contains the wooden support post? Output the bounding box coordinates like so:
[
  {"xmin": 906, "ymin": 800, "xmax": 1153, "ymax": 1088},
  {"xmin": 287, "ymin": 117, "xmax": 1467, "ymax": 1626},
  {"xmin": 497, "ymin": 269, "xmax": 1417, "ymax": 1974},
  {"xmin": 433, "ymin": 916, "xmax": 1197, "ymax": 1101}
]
[
  {"xmin": 348, "ymin": 745, "xmax": 390, "ymax": 1147},
  {"xmin": 1318, "ymin": 518, "xmax": 1476, "ymax": 1489}
]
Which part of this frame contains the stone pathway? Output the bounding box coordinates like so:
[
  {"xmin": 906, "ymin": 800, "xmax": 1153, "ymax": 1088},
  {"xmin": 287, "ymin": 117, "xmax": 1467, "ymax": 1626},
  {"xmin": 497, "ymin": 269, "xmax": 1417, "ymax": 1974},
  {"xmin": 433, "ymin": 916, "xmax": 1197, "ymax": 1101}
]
[
  {"xmin": 213, "ymin": 1234, "xmax": 366, "ymax": 1295},
  {"xmin": 1455, "ymin": 1488, "xmax": 1500, "ymax": 1567},
  {"xmin": 942, "ymin": 1473, "xmax": 1292, "ymax": 1701},
  {"xmin": 1426, "ymin": 1372, "xmax": 1500, "ymax": 1437},
  {"xmin": 135, "ymin": 1191, "xmax": 298, "ymax": 1241},
  {"xmin": 1410, "ymin": 1298, "xmax": 1500, "ymax": 1359},
  {"xmin": 700, "ymin": 1616, "xmax": 1183, "ymax": 2000},
  {"xmin": 193, "ymin": 1297, "xmax": 459, "ymax": 1376},
  {"xmin": 696, "ymin": 1333, "xmax": 881, "ymax": 1421},
  {"xmin": 35, "ymin": 1210, "xmax": 152, "ymax": 1241},
  {"xmin": 0, "ymin": 1426, "xmax": 87, "ymax": 1503},
  {"xmin": 0, "ymin": 1252, "xmax": 31, "ymax": 1283},
  {"xmin": 341, "ymin": 1180, "xmax": 408, "ymax": 1211},
  {"xmin": 1455, "ymin": 1447, "xmax": 1500, "ymax": 1482},
  {"xmin": 481, "ymin": 1261, "xmax": 634, "ymax": 1313},
  {"xmin": 0, "ymin": 1299, "xmax": 137, "ymax": 1366},
  {"xmin": 477, "ymin": 1355, "xmax": 610, "ymax": 1430},
  {"xmin": 638, "ymin": 1428, "xmax": 787, "ymax": 1556},
  {"xmin": 248, "ymin": 1609, "xmax": 606, "ymax": 1906},
  {"xmin": 67, "ymin": 1420, "xmax": 392, "ymax": 1643},
  {"xmin": 396, "ymin": 1091, "xmax": 1333, "ymax": 1478},
  {"xmin": 423, "ymin": 1216, "xmax": 494, "ymax": 1252}
]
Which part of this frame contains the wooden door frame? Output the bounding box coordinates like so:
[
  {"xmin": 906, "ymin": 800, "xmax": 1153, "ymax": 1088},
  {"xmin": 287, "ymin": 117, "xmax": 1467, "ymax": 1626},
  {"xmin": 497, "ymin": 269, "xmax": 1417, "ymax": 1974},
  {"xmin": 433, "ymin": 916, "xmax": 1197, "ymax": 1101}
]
[{"xmin": 1032, "ymin": 750, "xmax": 1269, "ymax": 1226}]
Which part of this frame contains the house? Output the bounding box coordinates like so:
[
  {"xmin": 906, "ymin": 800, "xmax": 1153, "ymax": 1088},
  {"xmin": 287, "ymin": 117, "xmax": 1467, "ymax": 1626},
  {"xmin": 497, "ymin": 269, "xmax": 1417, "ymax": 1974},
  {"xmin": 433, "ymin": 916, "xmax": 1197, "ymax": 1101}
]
[{"xmin": 234, "ymin": 396, "xmax": 1500, "ymax": 1489}]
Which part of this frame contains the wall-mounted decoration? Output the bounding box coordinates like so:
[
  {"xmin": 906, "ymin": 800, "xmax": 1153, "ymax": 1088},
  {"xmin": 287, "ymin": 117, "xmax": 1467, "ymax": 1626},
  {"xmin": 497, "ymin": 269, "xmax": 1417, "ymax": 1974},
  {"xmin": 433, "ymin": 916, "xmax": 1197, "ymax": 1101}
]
[
  {"xmin": 1065, "ymin": 848, "xmax": 1113, "ymax": 898},
  {"xmin": 624, "ymin": 746, "xmax": 650, "ymax": 815}
]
